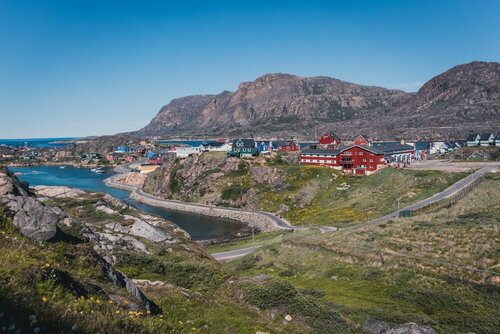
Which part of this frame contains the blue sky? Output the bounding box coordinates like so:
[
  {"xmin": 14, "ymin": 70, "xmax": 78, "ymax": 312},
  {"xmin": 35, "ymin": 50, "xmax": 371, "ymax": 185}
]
[{"xmin": 1, "ymin": 0, "xmax": 499, "ymax": 138}]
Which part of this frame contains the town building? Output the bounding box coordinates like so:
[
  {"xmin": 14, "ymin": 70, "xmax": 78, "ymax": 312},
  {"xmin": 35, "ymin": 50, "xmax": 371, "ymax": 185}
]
[
  {"xmin": 200, "ymin": 141, "xmax": 231, "ymax": 152},
  {"xmin": 371, "ymin": 142, "xmax": 415, "ymax": 163},
  {"xmin": 412, "ymin": 141, "xmax": 431, "ymax": 160},
  {"xmin": 115, "ymin": 146, "xmax": 131, "ymax": 153},
  {"xmin": 479, "ymin": 133, "xmax": 495, "ymax": 146},
  {"xmin": 274, "ymin": 140, "xmax": 300, "ymax": 152},
  {"xmin": 300, "ymin": 145, "xmax": 386, "ymax": 175},
  {"xmin": 466, "ymin": 133, "xmax": 480, "ymax": 146},
  {"xmin": 353, "ymin": 134, "xmax": 371, "ymax": 146},
  {"xmin": 257, "ymin": 140, "xmax": 300, "ymax": 153},
  {"xmin": 319, "ymin": 132, "xmax": 342, "ymax": 146},
  {"xmin": 170, "ymin": 146, "xmax": 202, "ymax": 158},
  {"xmin": 228, "ymin": 139, "xmax": 258, "ymax": 158},
  {"xmin": 496, "ymin": 132, "xmax": 500, "ymax": 147}
]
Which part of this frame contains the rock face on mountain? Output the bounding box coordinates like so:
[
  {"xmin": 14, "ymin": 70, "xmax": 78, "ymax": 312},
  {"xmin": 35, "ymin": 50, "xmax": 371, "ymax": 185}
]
[
  {"xmin": 135, "ymin": 61, "xmax": 500, "ymax": 140},
  {"xmin": 136, "ymin": 73, "xmax": 409, "ymax": 138}
]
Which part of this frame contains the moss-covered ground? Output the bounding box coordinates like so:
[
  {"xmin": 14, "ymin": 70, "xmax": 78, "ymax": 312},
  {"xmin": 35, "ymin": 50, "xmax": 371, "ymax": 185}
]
[{"xmin": 224, "ymin": 173, "xmax": 500, "ymax": 334}]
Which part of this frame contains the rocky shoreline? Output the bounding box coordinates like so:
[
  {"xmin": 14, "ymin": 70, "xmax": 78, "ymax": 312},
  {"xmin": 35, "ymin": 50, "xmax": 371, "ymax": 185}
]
[{"xmin": 104, "ymin": 166, "xmax": 295, "ymax": 233}]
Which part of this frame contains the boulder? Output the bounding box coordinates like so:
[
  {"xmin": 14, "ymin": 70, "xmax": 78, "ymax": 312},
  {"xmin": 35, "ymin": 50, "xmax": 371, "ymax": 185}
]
[
  {"xmin": 386, "ymin": 323, "xmax": 435, "ymax": 334},
  {"xmin": 363, "ymin": 317, "xmax": 435, "ymax": 334},
  {"xmin": 33, "ymin": 185, "xmax": 85, "ymax": 199},
  {"xmin": 0, "ymin": 171, "xmax": 60, "ymax": 242}
]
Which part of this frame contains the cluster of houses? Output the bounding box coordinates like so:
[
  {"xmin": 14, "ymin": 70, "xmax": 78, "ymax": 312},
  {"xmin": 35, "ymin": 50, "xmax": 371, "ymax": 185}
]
[
  {"xmin": 114, "ymin": 129, "xmax": 499, "ymax": 177},
  {"xmin": 466, "ymin": 132, "xmax": 500, "ymax": 147}
]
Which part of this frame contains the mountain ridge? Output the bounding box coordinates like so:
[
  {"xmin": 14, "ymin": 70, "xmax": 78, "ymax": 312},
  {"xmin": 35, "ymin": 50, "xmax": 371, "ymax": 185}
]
[{"xmin": 133, "ymin": 61, "xmax": 500, "ymax": 140}]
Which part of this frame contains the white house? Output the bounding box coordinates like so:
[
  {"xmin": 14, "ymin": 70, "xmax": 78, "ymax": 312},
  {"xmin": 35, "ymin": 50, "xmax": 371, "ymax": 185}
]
[
  {"xmin": 199, "ymin": 141, "xmax": 232, "ymax": 152},
  {"xmin": 466, "ymin": 134, "xmax": 480, "ymax": 147},
  {"xmin": 496, "ymin": 132, "xmax": 500, "ymax": 147},
  {"xmin": 479, "ymin": 133, "xmax": 495, "ymax": 146},
  {"xmin": 169, "ymin": 146, "xmax": 202, "ymax": 158}
]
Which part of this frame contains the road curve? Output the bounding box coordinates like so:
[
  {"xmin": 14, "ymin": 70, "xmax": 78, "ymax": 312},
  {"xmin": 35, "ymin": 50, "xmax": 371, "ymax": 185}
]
[{"xmin": 103, "ymin": 165, "xmax": 295, "ymax": 231}]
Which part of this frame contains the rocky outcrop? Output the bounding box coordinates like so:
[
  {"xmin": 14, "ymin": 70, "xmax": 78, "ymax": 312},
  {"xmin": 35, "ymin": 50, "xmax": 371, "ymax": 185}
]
[
  {"xmin": 134, "ymin": 61, "xmax": 500, "ymax": 140},
  {"xmin": 142, "ymin": 153, "xmax": 240, "ymax": 203},
  {"xmin": 363, "ymin": 317, "xmax": 436, "ymax": 334},
  {"xmin": 0, "ymin": 170, "xmax": 61, "ymax": 242},
  {"xmin": 34, "ymin": 185, "xmax": 85, "ymax": 198}
]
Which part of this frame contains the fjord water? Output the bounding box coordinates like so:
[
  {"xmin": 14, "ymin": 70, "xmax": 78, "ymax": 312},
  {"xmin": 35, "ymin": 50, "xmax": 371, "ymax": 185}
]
[
  {"xmin": 9, "ymin": 166, "xmax": 244, "ymax": 240},
  {"xmin": 0, "ymin": 137, "xmax": 76, "ymax": 148}
]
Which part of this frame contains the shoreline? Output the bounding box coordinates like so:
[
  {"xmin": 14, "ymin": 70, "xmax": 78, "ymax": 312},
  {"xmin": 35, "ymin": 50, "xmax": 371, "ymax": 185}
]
[{"xmin": 104, "ymin": 165, "xmax": 295, "ymax": 232}]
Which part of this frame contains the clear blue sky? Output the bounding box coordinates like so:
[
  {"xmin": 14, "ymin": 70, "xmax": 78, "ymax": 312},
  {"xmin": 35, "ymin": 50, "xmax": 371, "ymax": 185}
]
[{"xmin": 1, "ymin": 0, "xmax": 499, "ymax": 138}]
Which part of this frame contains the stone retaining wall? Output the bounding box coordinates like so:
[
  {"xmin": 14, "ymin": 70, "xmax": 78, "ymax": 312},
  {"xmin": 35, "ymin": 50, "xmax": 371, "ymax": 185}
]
[{"xmin": 129, "ymin": 190, "xmax": 282, "ymax": 231}]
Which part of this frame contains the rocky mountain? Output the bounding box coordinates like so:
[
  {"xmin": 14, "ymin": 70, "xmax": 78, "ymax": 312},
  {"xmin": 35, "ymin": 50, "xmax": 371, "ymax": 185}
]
[{"xmin": 134, "ymin": 61, "xmax": 500, "ymax": 140}]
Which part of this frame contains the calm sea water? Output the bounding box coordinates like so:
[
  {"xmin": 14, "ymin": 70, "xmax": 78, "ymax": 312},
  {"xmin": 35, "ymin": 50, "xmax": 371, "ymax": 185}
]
[
  {"xmin": 8, "ymin": 166, "xmax": 244, "ymax": 240},
  {"xmin": 0, "ymin": 137, "xmax": 76, "ymax": 148}
]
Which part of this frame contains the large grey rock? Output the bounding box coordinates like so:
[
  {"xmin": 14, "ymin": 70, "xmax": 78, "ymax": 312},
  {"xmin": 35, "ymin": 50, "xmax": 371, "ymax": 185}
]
[
  {"xmin": 2, "ymin": 196, "xmax": 60, "ymax": 242},
  {"xmin": 0, "ymin": 171, "xmax": 61, "ymax": 242},
  {"xmin": 363, "ymin": 317, "xmax": 435, "ymax": 334},
  {"xmin": 385, "ymin": 323, "xmax": 435, "ymax": 334},
  {"xmin": 363, "ymin": 317, "xmax": 390, "ymax": 334}
]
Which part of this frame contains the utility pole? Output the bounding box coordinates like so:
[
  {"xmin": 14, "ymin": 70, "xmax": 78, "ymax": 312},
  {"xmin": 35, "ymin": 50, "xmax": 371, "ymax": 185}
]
[{"xmin": 252, "ymin": 226, "xmax": 255, "ymax": 248}]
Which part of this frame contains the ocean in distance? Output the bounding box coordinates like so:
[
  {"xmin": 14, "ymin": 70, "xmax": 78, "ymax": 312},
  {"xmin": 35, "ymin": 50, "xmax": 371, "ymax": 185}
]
[{"xmin": 0, "ymin": 137, "xmax": 76, "ymax": 148}]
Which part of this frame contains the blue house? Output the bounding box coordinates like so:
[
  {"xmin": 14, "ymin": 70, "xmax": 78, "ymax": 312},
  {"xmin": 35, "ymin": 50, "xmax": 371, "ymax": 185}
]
[
  {"xmin": 115, "ymin": 146, "xmax": 131, "ymax": 153},
  {"xmin": 258, "ymin": 141, "xmax": 273, "ymax": 153},
  {"xmin": 146, "ymin": 150, "xmax": 159, "ymax": 158}
]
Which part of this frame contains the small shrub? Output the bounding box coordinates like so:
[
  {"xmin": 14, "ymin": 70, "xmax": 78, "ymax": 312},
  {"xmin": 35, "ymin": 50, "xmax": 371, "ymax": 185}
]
[{"xmin": 221, "ymin": 185, "xmax": 249, "ymax": 200}]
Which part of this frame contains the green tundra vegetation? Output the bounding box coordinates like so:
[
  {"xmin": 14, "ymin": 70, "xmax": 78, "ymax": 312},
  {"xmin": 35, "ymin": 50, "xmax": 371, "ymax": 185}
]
[
  {"xmin": 0, "ymin": 198, "xmax": 306, "ymax": 334},
  {"xmin": 225, "ymin": 173, "xmax": 500, "ymax": 334},
  {"xmin": 216, "ymin": 154, "xmax": 467, "ymax": 227}
]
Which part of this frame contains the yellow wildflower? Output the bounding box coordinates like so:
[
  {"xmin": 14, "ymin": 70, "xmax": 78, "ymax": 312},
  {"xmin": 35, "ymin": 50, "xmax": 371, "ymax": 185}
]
[{"xmin": 41, "ymin": 296, "xmax": 48, "ymax": 303}]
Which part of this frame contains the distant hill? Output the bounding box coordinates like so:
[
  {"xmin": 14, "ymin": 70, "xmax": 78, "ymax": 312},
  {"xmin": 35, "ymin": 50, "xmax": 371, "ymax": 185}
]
[{"xmin": 133, "ymin": 61, "xmax": 500, "ymax": 140}]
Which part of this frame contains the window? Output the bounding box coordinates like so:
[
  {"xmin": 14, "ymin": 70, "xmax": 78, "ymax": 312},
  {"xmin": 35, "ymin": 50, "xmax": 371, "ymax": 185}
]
[
  {"xmin": 363, "ymin": 158, "xmax": 367, "ymax": 162},
  {"xmin": 370, "ymin": 159, "xmax": 374, "ymax": 162}
]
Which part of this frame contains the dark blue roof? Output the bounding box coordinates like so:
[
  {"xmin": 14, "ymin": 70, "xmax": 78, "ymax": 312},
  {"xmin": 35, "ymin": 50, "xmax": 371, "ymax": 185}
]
[
  {"xmin": 480, "ymin": 133, "xmax": 493, "ymax": 140},
  {"xmin": 371, "ymin": 142, "xmax": 414, "ymax": 154},
  {"xmin": 202, "ymin": 141, "xmax": 224, "ymax": 147},
  {"xmin": 232, "ymin": 138, "xmax": 255, "ymax": 149},
  {"xmin": 467, "ymin": 133, "xmax": 479, "ymax": 141}
]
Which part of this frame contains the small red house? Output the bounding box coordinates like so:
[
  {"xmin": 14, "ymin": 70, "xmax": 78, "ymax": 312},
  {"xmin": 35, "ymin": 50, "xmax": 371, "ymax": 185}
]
[
  {"xmin": 319, "ymin": 132, "xmax": 342, "ymax": 146},
  {"xmin": 148, "ymin": 157, "xmax": 163, "ymax": 165},
  {"xmin": 275, "ymin": 140, "xmax": 300, "ymax": 152},
  {"xmin": 354, "ymin": 134, "xmax": 371, "ymax": 146}
]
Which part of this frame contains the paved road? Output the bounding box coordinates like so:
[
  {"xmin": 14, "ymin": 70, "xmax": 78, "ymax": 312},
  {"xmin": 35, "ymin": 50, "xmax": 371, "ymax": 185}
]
[
  {"xmin": 212, "ymin": 246, "xmax": 261, "ymax": 261},
  {"xmin": 343, "ymin": 164, "xmax": 499, "ymax": 231},
  {"xmin": 212, "ymin": 164, "xmax": 499, "ymax": 260}
]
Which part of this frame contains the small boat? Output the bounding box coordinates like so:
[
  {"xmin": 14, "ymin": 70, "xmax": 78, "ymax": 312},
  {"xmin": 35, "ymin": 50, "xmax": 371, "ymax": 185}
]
[
  {"xmin": 91, "ymin": 167, "xmax": 105, "ymax": 174},
  {"xmin": 59, "ymin": 166, "xmax": 66, "ymax": 169}
]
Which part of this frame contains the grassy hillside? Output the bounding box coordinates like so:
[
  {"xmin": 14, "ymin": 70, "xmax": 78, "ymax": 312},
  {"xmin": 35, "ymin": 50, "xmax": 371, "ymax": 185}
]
[
  {"xmin": 256, "ymin": 165, "xmax": 466, "ymax": 227},
  {"xmin": 144, "ymin": 152, "xmax": 467, "ymax": 228},
  {"xmin": 225, "ymin": 173, "xmax": 500, "ymax": 334},
  {"xmin": 0, "ymin": 195, "xmax": 300, "ymax": 334}
]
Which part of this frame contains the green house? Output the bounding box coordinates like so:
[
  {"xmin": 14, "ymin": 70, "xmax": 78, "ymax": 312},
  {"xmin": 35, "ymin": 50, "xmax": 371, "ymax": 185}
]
[{"xmin": 228, "ymin": 139, "xmax": 258, "ymax": 158}]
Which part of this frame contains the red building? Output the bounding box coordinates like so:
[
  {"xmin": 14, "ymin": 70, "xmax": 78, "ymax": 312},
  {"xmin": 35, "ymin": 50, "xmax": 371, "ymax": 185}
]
[
  {"xmin": 148, "ymin": 157, "xmax": 163, "ymax": 165},
  {"xmin": 299, "ymin": 145, "xmax": 385, "ymax": 175},
  {"xmin": 275, "ymin": 140, "xmax": 300, "ymax": 152},
  {"xmin": 319, "ymin": 132, "xmax": 342, "ymax": 146},
  {"xmin": 354, "ymin": 134, "xmax": 371, "ymax": 146}
]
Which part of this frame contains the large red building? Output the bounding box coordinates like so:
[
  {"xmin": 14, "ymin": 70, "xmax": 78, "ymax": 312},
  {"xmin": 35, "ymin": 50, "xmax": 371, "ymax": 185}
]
[{"xmin": 300, "ymin": 145, "xmax": 386, "ymax": 175}]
